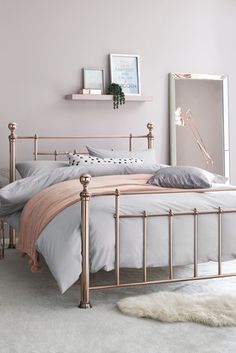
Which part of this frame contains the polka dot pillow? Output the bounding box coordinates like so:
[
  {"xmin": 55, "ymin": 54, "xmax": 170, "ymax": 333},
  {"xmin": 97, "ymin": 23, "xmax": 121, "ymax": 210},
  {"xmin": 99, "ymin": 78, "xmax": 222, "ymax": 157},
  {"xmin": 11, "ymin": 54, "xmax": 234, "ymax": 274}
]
[{"xmin": 67, "ymin": 153, "xmax": 144, "ymax": 166}]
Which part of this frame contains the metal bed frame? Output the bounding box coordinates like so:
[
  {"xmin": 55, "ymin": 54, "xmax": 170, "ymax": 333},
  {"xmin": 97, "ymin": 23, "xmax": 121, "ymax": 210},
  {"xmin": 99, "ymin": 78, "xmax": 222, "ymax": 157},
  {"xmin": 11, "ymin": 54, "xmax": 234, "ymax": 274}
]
[
  {"xmin": 6, "ymin": 121, "xmax": 154, "ymax": 249},
  {"xmin": 4, "ymin": 122, "xmax": 236, "ymax": 308}
]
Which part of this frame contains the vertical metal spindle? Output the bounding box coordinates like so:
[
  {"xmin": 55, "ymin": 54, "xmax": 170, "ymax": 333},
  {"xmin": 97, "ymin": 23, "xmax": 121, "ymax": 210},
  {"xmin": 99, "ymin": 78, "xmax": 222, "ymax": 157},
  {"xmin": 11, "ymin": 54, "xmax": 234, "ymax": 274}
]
[
  {"xmin": 193, "ymin": 208, "xmax": 198, "ymax": 277},
  {"xmin": 8, "ymin": 122, "xmax": 17, "ymax": 248},
  {"xmin": 218, "ymin": 207, "xmax": 223, "ymax": 275},
  {"xmin": 79, "ymin": 174, "xmax": 92, "ymax": 309},
  {"xmin": 129, "ymin": 133, "xmax": 133, "ymax": 151},
  {"xmin": 147, "ymin": 123, "xmax": 154, "ymax": 149},
  {"xmin": 2, "ymin": 222, "xmax": 5, "ymax": 259},
  {"xmin": 143, "ymin": 211, "xmax": 147, "ymax": 282},
  {"xmin": 115, "ymin": 189, "xmax": 120, "ymax": 285},
  {"xmin": 168, "ymin": 209, "xmax": 174, "ymax": 279},
  {"xmin": 8, "ymin": 122, "xmax": 17, "ymax": 183},
  {"xmin": 34, "ymin": 134, "xmax": 38, "ymax": 160}
]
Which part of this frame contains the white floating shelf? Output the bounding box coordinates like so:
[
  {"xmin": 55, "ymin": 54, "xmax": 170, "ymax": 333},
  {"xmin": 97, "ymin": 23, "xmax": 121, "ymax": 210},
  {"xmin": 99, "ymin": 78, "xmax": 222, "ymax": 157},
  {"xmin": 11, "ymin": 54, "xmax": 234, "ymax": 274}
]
[{"xmin": 65, "ymin": 94, "xmax": 153, "ymax": 102}]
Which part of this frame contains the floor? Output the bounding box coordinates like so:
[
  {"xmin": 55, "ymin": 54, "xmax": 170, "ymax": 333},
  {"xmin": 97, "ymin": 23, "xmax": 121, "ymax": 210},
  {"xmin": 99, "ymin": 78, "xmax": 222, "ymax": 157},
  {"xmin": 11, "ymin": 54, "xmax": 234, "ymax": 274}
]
[{"xmin": 1, "ymin": 251, "xmax": 236, "ymax": 353}]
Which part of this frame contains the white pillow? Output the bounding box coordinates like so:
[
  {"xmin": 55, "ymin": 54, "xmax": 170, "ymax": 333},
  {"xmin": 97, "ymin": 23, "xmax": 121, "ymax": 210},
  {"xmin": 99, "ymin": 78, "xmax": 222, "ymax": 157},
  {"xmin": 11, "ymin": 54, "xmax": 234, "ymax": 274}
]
[
  {"xmin": 67, "ymin": 153, "xmax": 144, "ymax": 166},
  {"xmin": 86, "ymin": 146, "xmax": 156, "ymax": 164}
]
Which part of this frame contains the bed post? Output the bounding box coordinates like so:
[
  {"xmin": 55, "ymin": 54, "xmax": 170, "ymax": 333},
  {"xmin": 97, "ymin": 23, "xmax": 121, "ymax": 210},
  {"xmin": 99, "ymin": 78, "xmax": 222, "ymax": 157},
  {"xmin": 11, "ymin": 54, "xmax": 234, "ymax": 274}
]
[
  {"xmin": 8, "ymin": 122, "xmax": 17, "ymax": 248},
  {"xmin": 79, "ymin": 173, "xmax": 92, "ymax": 309},
  {"xmin": 147, "ymin": 122, "xmax": 154, "ymax": 149}
]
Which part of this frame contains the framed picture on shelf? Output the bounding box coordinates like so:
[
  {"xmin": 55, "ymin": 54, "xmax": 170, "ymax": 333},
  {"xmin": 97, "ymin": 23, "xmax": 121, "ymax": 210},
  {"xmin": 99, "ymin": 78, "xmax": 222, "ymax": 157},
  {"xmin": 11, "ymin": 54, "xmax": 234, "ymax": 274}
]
[
  {"xmin": 83, "ymin": 68, "xmax": 105, "ymax": 93},
  {"xmin": 110, "ymin": 54, "xmax": 141, "ymax": 95}
]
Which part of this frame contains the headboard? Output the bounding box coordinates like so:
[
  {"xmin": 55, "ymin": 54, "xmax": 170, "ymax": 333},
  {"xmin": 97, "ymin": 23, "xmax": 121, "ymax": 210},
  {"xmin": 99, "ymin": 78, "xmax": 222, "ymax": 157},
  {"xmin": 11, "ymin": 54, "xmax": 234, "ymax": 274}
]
[
  {"xmin": 7, "ymin": 121, "xmax": 154, "ymax": 248},
  {"xmin": 8, "ymin": 122, "xmax": 155, "ymax": 183}
]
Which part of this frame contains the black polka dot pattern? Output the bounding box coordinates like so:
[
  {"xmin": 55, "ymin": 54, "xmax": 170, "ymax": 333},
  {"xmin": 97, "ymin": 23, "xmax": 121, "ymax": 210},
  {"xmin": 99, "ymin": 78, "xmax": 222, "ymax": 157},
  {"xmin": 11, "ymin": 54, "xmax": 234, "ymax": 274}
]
[{"xmin": 67, "ymin": 153, "xmax": 144, "ymax": 166}]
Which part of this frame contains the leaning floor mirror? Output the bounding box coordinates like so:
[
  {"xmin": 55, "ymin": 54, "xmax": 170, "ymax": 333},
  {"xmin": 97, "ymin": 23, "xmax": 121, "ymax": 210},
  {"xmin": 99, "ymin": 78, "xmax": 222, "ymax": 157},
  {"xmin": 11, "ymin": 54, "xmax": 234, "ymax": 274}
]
[{"xmin": 169, "ymin": 73, "xmax": 229, "ymax": 179}]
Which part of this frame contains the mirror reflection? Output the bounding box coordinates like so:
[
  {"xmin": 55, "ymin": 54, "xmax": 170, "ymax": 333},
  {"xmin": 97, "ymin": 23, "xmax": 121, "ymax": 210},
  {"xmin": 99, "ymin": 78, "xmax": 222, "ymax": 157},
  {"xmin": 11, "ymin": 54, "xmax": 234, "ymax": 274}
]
[{"xmin": 169, "ymin": 73, "xmax": 229, "ymax": 178}]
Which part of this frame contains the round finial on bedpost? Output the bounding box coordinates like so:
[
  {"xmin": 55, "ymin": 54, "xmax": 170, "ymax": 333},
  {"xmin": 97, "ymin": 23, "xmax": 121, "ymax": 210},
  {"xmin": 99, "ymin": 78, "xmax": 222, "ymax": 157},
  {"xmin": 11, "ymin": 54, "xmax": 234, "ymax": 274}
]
[
  {"xmin": 147, "ymin": 122, "xmax": 154, "ymax": 149},
  {"xmin": 8, "ymin": 122, "xmax": 17, "ymax": 138},
  {"xmin": 80, "ymin": 174, "xmax": 91, "ymax": 200},
  {"xmin": 80, "ymin": 174, "xmax": 91, "ymax": 188},
  {"xmin": 115, "ymin": 188, "xmax": 120, "ymax": 197}
]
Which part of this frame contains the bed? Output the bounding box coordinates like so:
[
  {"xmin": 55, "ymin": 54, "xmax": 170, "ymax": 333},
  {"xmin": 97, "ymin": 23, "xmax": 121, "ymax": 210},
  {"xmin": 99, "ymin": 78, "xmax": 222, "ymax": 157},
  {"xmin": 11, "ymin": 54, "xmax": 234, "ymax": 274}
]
[{"xmin": 1, "ymin": 122, "xmax": 236, "ymax": 309}]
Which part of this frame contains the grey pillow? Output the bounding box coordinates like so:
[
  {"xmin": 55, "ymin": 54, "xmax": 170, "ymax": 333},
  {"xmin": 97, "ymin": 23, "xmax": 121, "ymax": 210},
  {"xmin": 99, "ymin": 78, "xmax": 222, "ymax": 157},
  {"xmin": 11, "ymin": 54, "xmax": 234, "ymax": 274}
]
[
  {"xmin": 147, "ymin": 166, "xmax": 227, "ymax": 189},
  {"xmin": 86, "ymin": 146, "xmax": 156, "ymax": 164},
  {"xmin": 16, "ymin": 160, "xmax": 69, "ymax": 178},
  {"xmin": 0, "ymin": 168, "xmax": 9, "ymax": 188}
]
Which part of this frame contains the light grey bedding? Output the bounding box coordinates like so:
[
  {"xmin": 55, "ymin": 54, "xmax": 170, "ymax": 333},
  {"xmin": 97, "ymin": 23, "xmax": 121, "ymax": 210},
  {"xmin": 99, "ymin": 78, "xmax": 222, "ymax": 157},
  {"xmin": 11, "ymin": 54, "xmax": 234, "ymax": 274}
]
[
  {"xmin": 16, "ymin": 160, "xmax": 69, "ymax": 178},
  {"xmin": 0, "ymin": 163, "xmax": 163, "ymax": 216},
  {"xmin": 86, "ymin": 146, "xmax": 156, "ymax": 163},
  {"xmin": 1, "ymin": 165, "xmax": 236, "ymax": 293}
]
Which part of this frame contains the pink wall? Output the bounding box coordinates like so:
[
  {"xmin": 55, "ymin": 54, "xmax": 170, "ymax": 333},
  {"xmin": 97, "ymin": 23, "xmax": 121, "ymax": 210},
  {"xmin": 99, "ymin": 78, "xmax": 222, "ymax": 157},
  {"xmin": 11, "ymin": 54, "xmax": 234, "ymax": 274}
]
[{"xmin": 0, "ymin": 0, "xmax": 236, "ymax": 181}]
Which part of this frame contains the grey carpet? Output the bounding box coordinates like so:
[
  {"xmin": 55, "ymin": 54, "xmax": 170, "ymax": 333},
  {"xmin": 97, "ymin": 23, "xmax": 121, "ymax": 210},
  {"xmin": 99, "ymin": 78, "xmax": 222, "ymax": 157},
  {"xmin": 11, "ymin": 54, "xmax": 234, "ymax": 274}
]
[{"xmin": 1, "ymin": 251, "xmax": 236, "ymax": 353}]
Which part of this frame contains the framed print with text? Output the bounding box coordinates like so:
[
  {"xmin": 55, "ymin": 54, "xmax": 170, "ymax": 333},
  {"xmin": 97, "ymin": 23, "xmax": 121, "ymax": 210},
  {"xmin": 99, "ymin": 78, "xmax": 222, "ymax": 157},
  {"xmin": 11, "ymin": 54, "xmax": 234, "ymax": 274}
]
[{"xmin": 110, "ymin": 54, "xmax": 141, "ymax": 95}]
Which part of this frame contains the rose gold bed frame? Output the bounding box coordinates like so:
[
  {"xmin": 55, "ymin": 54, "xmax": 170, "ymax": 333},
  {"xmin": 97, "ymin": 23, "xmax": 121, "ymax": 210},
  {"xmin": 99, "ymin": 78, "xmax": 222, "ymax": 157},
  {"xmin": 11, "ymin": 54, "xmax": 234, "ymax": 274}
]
[
  {"xmin": 7, "ymin": 121, "xmax": 154, "ymax": 248},
  {"xmin": 5, "ymin": 122, "xmax": 236, "ymax": 309}
]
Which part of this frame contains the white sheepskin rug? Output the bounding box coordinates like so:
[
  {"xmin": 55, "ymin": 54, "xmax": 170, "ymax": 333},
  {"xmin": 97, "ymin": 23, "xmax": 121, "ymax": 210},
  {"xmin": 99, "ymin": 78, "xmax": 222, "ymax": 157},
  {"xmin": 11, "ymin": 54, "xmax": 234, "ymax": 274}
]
[{"xmin": 117, "ymin": 291, "xmax": 236, "ymax": 327}]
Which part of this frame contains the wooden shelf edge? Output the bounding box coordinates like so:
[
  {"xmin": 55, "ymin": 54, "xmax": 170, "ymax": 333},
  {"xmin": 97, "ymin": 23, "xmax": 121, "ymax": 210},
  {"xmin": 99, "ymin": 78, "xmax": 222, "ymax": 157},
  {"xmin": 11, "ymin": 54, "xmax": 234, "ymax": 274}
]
[{"xmin": 65, "ymin": 94, "xmax": 153, "ymax": 102}]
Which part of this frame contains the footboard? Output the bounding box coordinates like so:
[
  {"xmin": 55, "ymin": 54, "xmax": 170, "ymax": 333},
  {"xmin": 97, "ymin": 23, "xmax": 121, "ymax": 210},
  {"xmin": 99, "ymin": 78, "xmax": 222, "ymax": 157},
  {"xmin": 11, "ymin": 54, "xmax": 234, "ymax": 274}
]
[{"xmin": 79, "ymin": 173, "xmax": 236, "ymax": 309}]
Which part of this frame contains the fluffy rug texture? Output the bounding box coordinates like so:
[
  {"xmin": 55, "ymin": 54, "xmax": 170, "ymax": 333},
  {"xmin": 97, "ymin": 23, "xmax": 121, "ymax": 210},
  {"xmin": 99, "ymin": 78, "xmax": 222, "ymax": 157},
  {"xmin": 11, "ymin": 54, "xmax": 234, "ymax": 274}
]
[{"xmin": 117, "ymin": 291, "xmax": 236, "ymax": 327}]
